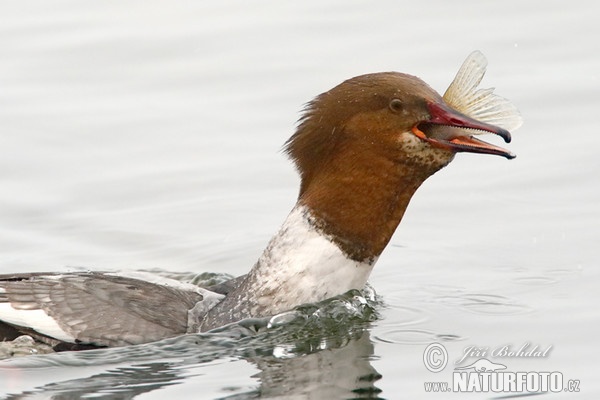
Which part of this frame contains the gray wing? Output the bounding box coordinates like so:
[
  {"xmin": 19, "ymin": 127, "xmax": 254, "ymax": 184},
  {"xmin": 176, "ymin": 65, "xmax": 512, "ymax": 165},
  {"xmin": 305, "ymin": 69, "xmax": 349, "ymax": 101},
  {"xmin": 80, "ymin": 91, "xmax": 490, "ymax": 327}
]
[
  {"xmin": 0, "ymin": 272, "xmax": 204, "ymax": 347},
  {"xmin": 205, "ymin": 274, "xmax": 246, "ymax": 295}
]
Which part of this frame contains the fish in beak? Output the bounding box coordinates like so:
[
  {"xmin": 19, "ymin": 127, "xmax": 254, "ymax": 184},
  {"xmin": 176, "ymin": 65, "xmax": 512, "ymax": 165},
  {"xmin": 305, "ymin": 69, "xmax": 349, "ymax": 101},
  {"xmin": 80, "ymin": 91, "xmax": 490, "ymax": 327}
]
[{"xmin": 412, "ymin": 51, "xmax": 522, "ymax": 160}]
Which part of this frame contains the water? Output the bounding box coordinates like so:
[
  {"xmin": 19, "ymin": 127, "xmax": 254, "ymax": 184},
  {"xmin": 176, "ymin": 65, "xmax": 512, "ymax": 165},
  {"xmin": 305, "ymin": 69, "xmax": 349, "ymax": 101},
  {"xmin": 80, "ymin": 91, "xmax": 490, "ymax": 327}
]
[{"xmin": 0, "ymin": 0, "xmax": 598, "ymax": 398}]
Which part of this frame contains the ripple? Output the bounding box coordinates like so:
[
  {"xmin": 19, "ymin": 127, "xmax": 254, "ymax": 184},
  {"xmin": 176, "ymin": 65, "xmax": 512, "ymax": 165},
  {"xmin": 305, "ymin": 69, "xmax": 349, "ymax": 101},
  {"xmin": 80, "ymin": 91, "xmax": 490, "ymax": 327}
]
[
  {"xmin": 384, "ymin": 305, "xmax": 429, "ymax": 326},
  {"xmin": 549, "ymin": 266, "xmax": 584, "ymax": 277},
  {"xmin": 513, "ymin": 276, "xmax": 557, "ymax": 285},
  {"xmin": 421, "ymin": 284, "xmax": 466, "ymax": 296},
  {"xmin": 437, "ymin": 293, "xmax": 532, "ymax": 315},
  {"xmin": 374, "ymin": 329, "xmax": 465, "ymax": 345}
]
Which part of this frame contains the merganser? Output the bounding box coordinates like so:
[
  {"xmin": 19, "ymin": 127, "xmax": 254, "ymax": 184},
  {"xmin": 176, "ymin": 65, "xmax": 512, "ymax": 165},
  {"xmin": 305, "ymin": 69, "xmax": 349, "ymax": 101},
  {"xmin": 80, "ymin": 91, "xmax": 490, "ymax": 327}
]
[{"xmin": 0, "ymin": 51, "xmax": 522, "ymax": 349}]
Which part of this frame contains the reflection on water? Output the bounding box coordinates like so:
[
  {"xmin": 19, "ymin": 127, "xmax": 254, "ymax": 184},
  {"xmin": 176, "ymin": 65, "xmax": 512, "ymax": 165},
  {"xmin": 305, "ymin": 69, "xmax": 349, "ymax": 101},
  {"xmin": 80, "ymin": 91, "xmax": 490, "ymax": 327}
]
[
  {"xmin": 374, "ymin": 329, "xmax": 464, "ymax": 345},
  {"xmin": 3, "ymin": 334, "xmax": 382, "ymax": 400},
  {"xmin": 3, "ymin": 362, "xmax": 186, "ymax": 400},
  {"xmin": 249, "ymin": 333, "xmax": 381, "ymax": 400}
]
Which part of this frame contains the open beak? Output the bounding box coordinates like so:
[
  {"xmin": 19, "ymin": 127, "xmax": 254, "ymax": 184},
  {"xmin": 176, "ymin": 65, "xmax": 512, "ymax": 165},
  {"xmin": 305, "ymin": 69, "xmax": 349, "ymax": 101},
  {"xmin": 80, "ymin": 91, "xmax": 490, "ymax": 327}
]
[{"xmin": 412, "ymin": 101, "xmax": 516, "ymax": 159}]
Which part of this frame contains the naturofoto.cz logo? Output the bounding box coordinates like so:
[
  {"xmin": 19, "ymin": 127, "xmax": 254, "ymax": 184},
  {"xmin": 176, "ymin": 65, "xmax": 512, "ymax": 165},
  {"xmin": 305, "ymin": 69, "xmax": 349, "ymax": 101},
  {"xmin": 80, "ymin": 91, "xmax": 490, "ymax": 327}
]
[{"xmin": 422, "ymin": 343, "xmax": 581, "ymax": 394}]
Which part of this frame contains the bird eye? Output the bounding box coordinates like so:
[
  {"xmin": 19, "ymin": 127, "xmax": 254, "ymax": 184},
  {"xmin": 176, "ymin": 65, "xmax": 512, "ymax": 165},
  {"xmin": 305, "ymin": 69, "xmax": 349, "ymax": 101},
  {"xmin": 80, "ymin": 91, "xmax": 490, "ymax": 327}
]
[{"xmin": 389, "ymin": 99, "xmax": 403, "ymax": 112}]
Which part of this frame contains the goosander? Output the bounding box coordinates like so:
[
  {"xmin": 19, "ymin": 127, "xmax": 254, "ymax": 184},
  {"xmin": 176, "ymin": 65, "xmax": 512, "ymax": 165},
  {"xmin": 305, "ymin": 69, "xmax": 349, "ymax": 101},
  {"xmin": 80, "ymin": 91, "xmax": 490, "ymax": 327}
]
[{"xmin": 0, "ymin": 51, "xmax": 522, "ymax": 349}]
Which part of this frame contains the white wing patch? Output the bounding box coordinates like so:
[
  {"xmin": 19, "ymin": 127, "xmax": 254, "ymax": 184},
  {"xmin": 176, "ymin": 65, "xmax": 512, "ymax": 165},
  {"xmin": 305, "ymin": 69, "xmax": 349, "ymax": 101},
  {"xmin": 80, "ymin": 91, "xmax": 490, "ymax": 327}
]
[
  {"xmin": 0, "ymin": 304, "xmax": 75, "ymax": 343},
  {"xmin": 444, "ymin": 51, "xmax": 523, "ymax": 132}
]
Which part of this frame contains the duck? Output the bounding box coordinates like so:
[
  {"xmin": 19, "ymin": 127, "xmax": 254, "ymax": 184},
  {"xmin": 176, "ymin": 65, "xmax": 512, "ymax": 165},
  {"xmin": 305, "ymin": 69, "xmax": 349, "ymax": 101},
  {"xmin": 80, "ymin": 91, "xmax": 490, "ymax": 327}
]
[{"xmin": 0, "ymin": 51, "xmax": 522, "ymax": 350}]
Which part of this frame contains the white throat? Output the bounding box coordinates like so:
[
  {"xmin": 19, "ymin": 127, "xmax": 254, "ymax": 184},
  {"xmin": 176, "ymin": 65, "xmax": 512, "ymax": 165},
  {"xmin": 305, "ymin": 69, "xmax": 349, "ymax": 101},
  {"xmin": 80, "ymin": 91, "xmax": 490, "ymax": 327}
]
[
  {"xmin": 244, "ymin": 205, "xmax": 376, "ymax": 314},
  {"xmin": 200, "ymin": 205, "xmax": 376, "ymax": 330}
]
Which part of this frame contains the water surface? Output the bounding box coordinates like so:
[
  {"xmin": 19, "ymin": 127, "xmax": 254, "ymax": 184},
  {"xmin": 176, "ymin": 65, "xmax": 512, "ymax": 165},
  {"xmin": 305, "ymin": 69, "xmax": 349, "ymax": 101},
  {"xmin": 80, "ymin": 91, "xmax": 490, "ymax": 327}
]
[{"xmin": 0, "ymin": 0, "xmax": 598, "ymax": 398}]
